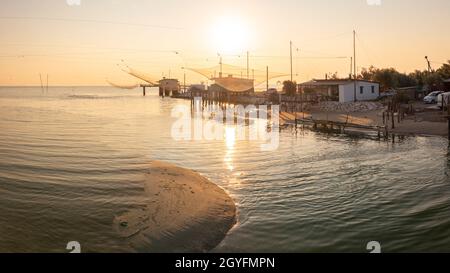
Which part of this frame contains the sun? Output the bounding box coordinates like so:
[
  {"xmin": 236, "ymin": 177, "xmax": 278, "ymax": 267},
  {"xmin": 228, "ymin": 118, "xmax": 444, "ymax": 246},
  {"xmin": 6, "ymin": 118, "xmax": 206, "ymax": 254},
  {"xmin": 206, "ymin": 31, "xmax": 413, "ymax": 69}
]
[{"xmin": 211, "ymin": 16, "xmax": 250, "ymax": 54}]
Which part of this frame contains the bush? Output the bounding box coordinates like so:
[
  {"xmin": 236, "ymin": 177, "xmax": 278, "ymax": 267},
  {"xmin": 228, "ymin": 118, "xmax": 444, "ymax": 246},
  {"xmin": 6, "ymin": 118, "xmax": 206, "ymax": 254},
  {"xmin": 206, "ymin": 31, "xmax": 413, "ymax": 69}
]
[{"xmin": 394, "ymin": 91, "xmax": 410, "ymax": 104}]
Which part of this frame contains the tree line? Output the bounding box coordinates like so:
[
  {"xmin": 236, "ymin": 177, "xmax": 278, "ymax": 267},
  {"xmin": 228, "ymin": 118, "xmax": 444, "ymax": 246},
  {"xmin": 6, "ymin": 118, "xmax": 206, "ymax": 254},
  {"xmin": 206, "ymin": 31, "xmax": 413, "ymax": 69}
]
[
  {"xmin": 281, "ymin": 60, "xmax": 450, "ymax": 96},
  {"xmin": 359, "ymin": 61, "xmax": 450, "ymax": 91}
]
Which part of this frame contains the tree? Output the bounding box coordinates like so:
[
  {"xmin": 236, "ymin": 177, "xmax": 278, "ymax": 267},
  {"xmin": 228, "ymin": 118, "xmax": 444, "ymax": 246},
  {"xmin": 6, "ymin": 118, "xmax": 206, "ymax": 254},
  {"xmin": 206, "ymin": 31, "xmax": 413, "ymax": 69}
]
[
  {"xmin": 356, "ymin": 61, "xmax": 450, "ymax": 92},
  {"xmin": 282, "ymin": 80, "xmax": 297, "ymax": 96},
  {"xmin": 326, "ymin": 72, "xmax": 339, "ymax": 80},
  {"xmin": 358, "ymin": 66, "xmax": 417, "ymax": 90},
  {"xmin": 437, "ymin": 60, "xmax": 450, "ymax": 79}
]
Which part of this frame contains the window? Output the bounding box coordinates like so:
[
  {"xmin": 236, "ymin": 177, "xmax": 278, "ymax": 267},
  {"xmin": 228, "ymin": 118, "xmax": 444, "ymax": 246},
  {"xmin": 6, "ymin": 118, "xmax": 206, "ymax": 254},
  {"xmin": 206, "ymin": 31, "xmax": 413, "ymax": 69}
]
[
  {"xmin": 371, "ymin": 86, "xmax": 375, "ymax": 94},
  {"xmin": 360, "ymin": 86, "xmax": 364, "ymax": 94}
]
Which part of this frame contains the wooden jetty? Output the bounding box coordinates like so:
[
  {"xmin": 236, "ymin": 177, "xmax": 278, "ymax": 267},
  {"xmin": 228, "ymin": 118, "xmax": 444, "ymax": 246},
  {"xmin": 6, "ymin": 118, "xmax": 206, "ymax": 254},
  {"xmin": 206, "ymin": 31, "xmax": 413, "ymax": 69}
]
[
  {"xmin": 291, "ymin": 117, "xmax": 388, "ymax": 139},
  {"xmin": 140, "ymin": 84, "xmax": 157, "ymax": 96}
]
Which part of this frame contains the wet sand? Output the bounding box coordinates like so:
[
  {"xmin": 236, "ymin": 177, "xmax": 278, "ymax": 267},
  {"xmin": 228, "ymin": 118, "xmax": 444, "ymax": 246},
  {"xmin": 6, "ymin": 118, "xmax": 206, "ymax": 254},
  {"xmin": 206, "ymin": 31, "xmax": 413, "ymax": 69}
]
[{"xmin": 113, "ymin": 161, "xmax": 236, "ymax": 253}]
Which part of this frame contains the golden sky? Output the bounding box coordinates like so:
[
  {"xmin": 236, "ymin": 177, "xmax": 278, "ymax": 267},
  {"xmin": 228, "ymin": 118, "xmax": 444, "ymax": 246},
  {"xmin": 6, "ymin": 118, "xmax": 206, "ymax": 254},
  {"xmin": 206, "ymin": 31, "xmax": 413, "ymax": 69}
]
[{"xmin": 0, "ymin": 0, "xmax": 449, "ymax": 86}]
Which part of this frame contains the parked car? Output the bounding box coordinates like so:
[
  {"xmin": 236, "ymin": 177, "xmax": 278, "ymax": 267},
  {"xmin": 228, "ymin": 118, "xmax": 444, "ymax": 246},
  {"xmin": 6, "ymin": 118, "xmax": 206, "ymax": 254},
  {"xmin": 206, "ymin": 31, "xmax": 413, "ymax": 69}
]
[
  {"xmin": 423, "ymin": 91, "xmax": 444, "ymax": 104},
  {"xmin": 437, "ymin": 92, "xmax": 450, "ymax": 109}
]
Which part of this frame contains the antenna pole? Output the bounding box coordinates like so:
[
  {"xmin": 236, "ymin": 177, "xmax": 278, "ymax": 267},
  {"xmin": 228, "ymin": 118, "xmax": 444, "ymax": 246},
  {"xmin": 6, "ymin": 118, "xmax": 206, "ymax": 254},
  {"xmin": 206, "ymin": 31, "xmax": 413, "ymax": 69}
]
[
  {"xmin": 219, "ymin": 56, "xmax": 223, "ymax": 78},
  {"xmin": 184, "ymin": 72, "xmax": 186, "ymax": 93},
  {"xmin": 425, "ymin": 56, "xmax": 432, "ymax": 73},
  {"xmin": 247, "ymin": 51, "xmax": 250, "ymax": 79},
  {"xmin": 350, "ymin": 57, "xmax": 353, "ymax": 78}
]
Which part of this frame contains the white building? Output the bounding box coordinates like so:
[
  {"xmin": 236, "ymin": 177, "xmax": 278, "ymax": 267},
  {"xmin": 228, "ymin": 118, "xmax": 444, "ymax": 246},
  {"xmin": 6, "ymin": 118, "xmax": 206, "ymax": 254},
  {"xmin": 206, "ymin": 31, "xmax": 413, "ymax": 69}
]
[{"xmin": 298, "ymin": 79, "xmax": 380, "ymax": 103}]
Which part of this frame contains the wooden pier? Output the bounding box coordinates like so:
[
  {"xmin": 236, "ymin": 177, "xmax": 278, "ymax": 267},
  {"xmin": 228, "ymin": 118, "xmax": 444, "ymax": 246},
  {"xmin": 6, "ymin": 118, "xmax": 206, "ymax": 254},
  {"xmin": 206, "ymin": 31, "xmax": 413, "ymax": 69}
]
[
  {"xmin": 140, "ymin": 84, "xmax": 157, "ymax": 96},
  {"xmin": 289, "ymin": 117, "xmax": 388, "ymax": 139}
]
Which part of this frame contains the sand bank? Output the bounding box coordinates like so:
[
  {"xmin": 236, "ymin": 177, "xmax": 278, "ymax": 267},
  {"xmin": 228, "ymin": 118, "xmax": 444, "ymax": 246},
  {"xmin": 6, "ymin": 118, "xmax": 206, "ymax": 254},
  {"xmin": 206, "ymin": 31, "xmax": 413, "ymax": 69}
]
[{"xmin": 113, "ymin": 161, "xmax": 236, "ymax": 252}]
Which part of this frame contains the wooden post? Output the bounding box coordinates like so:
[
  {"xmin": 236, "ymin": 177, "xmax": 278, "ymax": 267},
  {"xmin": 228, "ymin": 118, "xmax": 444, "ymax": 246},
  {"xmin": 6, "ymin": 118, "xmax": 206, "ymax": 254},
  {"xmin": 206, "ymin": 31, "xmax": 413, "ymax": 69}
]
[
  {"xmin": 143, "ymin": 86, "xmax": 146, "ymax": 96},
  {"xmin": 39, "ymin": 74, "xmax": 44, "ymax": 93},
  {"xmin": 448, "ymin": 105, "xmax": 450, "ymax": 140},
  {"xmin": 448, "ymin": 116, "xmax": 450, "ymax": 140},
  {"xmin": 391, "ymin": 111, "xmax": 395, "ymax": 129}
]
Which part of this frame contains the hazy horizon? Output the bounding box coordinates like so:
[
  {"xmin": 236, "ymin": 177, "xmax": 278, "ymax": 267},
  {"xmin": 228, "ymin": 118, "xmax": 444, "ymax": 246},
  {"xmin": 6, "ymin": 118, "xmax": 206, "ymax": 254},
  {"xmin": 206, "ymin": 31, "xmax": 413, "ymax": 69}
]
[{"xmin": 1, "ymin": 0, "xmax": 449, "ymax": 86}]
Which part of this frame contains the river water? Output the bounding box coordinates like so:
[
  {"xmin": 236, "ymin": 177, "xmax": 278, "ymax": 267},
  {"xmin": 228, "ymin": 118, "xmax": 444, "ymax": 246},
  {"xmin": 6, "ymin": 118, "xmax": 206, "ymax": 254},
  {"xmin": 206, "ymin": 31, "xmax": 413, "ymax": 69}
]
[{"xmin": 0, "ymin": 86, "xmax": 449, "ymax": 253}]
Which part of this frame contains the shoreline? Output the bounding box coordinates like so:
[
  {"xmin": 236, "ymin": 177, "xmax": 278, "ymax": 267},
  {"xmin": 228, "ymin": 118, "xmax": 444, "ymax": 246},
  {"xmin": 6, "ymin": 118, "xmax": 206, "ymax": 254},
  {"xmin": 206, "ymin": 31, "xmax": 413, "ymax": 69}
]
[
  {"xmin": 171, "ymin": 96, "xmax": 448, "ymax": 138},
  {"xmin": 113, "ymin": 161, "xmax": 236, "ymax": 253}
]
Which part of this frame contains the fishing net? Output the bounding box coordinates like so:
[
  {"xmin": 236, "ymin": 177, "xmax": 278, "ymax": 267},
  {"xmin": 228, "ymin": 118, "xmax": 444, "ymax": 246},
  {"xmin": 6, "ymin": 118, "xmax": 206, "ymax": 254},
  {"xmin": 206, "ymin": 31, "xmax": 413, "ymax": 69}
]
[
  {"xmin": 106, "ymin": 80, "xmax": 139, "ymax": 89},
  {"xmin": 186, "ymin": 63, "xmax": 288, "ymax": 92},
  {"xmin": 123, "ymin": 67, "xmax": 158, "ymax": 85}
]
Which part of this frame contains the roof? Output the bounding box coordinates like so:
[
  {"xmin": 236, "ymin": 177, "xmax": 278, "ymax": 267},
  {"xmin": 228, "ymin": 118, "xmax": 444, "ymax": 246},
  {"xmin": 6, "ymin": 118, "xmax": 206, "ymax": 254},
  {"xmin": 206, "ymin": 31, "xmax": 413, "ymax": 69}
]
[
  {"xmin": 159, "ymin": 78, "xmax": 179, "ymax": 82},
  {"xmin": 299, "ymin": 79, "xmax": 380, "ymax": 86}
]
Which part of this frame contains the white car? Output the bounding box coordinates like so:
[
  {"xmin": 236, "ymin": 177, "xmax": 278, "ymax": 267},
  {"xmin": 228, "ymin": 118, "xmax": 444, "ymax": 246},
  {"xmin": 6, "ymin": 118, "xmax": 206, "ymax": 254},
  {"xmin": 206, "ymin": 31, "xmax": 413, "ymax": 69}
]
[
  {"xmin": 437, "ymin": 92, "xmax": 450, "ymax": 109},
  {"xmin": 423, "ymin": 91, "xmax": 443, "ymax": 104}
]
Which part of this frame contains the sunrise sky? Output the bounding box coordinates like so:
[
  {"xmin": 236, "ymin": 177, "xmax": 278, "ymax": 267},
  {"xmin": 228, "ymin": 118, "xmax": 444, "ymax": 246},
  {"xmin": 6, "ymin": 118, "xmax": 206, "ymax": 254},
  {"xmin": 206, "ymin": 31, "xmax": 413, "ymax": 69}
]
[{"xmin": 0, "ymin": 0, "xmax": 449, "ymax": 86}]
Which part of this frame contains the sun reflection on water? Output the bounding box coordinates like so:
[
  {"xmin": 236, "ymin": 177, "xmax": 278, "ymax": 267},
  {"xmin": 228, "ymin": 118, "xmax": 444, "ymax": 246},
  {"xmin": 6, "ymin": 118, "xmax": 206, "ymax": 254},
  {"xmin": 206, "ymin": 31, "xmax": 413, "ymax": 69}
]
[{"xmin": 224, "ymin": 126, "xmax": 236, "ymax": 171}]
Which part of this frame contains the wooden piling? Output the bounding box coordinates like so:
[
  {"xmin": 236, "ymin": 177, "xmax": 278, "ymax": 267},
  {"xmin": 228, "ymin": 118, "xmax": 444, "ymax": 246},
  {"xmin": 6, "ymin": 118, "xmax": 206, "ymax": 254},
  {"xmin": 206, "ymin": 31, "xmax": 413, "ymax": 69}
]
[
  {"xmin": 391, "ymin": 111, "xmax": 395, "ymax": 129},
  {"xmin": 448, "ymin": 106, "xmax": 450, "ymax": 140},
  {"xmin": 448, "ymin": 116, "xmax": 450, "ymax": 140}
]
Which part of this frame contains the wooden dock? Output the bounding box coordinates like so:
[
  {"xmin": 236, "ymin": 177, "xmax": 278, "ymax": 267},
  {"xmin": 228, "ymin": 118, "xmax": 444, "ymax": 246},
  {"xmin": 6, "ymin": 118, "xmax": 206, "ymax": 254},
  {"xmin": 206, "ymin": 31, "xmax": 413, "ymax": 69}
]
[
  {"xmin": 140, "ymin": 84, "xmax": 157, "ymax": 96},
  {"xmin": 286, "ymin": 117, "xmax": 388, "ymax": 139}
]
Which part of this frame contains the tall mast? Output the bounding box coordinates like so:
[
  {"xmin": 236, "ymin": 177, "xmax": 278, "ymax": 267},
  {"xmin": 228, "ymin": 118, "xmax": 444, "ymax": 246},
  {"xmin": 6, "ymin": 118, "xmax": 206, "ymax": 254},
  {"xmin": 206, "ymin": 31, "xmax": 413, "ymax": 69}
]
[
  {"xmin": 247, "ymin": 51, "xmax": 250, "ymax": 79},
  {"xmin": 219, "ymin": 56, "xmax": 223, "ymax": 78},
  {"xmin": 290, "ymin": 41, "xmax": 293, "ymax": 82}
]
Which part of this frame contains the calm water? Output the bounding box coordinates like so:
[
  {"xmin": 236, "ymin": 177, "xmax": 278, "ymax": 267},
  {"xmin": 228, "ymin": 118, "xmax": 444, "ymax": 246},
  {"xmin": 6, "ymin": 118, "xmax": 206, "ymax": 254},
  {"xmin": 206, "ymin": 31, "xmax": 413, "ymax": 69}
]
[{"xmin": 0, "ymin": 87, "xmax": 450, "ymax": 253}]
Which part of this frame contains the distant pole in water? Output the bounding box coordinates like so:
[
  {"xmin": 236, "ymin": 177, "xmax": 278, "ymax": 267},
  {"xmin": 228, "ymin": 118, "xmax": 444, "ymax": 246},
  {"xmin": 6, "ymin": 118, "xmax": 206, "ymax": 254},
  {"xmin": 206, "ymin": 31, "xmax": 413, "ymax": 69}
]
[
  {"xmin": 266, "ymin": 66, "xmax": 269, "ymax": 92},
  {"xmin": 46, "ymin": 74, "xmax": 49, "ymax": 93},
  {"xmin": 39, "ymin": 74, "xmax": 44, "ymax": 93}
]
